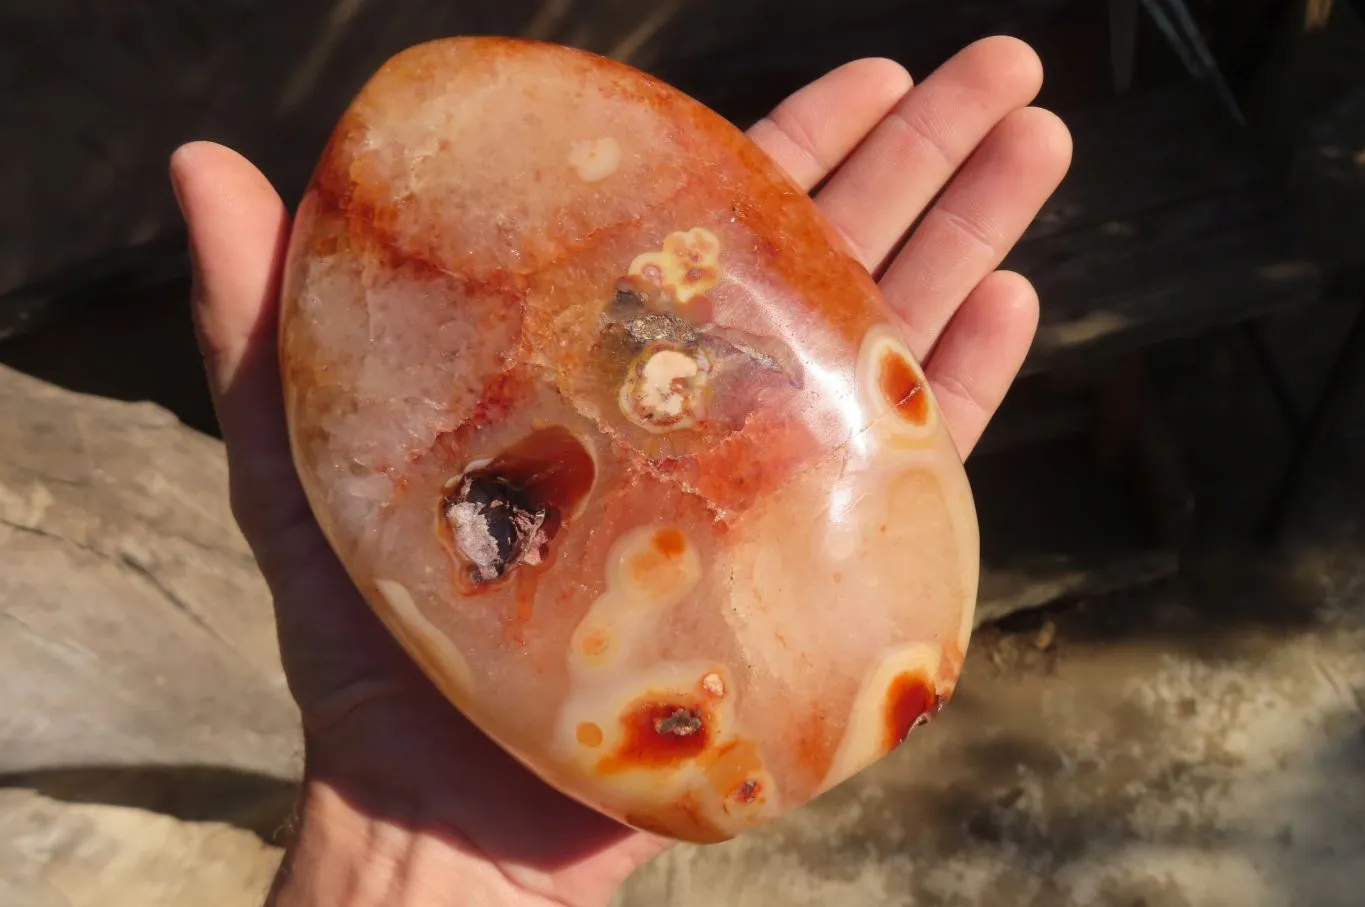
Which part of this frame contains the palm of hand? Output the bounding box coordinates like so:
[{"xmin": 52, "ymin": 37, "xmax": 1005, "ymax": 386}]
[{"xmin": 172, "ymin": 36, "xmax": 1069, "ymax": 907}]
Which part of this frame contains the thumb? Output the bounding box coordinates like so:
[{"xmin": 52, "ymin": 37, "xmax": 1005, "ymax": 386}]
[
  {"xmin": 170, "ymin": 141, "xmax": 399, "ymax": 710},
  {"xmin": 170, "ymin": 141, "xmax": 290, "ymax": 418},
  {"xmin": 169, "ymin": 141, "xmax": 308, "ymax": 549}
]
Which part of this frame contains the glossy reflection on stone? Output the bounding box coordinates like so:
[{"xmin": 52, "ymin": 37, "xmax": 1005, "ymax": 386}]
[{"xmin": 278, "ymin": 35, "xmax": 980, "ymax": 843}]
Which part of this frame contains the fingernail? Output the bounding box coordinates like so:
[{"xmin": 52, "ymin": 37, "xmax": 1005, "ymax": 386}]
[
  {"xmin": 168, "ymin": 145, "xmax": 204, "ymax": 298},
  {"xmin": 169, "ymin": 143, "xmax": 196, "ymax": 223},
  {"xmin": 169, "ymin": 160, "xmax": 186, "ymax": 219}
]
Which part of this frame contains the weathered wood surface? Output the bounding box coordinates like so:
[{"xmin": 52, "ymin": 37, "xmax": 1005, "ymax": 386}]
[
  {"xmin": 0, "ymin": 0, "xmax": 1069, "ymax": 335},
  {"xmin": 1291, "ymin": 79, "xmax": 1365, "ymax": 281},
  {"xmin": 0, "ymin": 364, "xmax": 300, "ymax": 777},
  {"xmin": 1021, "ymin": 87, "xmax": 1267, "ymax": 242},
  {"xmin": 1004, "ymin": 86, "xmax": 1322, "ymax": 374},
  {"xmin": 0, "ymin": 361, "xmax": 299, "ymax": 902},
  {"xmin": 974, "ymin": 374, "xmax": 1094, "ymax": 456},
  {"xmin": 969, "ymin": 432, "xmax": 1180, "ymax": 627},
  {"xmin": 1018, "ymin": 186, "xmax": 1320, "ymax": 372},
  {"xmin": 0, "ymin": 787, "xmax": 283, "ymax": 907}
]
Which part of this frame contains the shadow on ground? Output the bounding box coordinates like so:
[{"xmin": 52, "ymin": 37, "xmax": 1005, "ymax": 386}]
[{"xmin": 0, "ymin": 765, "xmax": 298, "ymax": 845}]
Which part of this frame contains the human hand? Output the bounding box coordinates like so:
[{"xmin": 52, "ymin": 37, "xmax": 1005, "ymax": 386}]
[{"xmin": 170, "ymin": 34, "xmax": 1069, "ymax": 907}]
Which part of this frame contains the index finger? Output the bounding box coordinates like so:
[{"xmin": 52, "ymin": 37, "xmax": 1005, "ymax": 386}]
[{"xmin": 746, "ymin": 57, "xmax": 913, "ymax": 191}]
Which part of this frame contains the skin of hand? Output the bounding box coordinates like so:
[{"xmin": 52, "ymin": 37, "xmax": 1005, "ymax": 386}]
[{"xmin": 169, "ymin": 35, "xmax": 1071, "ymax": 907}]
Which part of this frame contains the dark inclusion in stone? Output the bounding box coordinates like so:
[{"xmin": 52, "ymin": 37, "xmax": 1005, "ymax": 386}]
[
  {"xmin": 446, "ymin": 473, "xmax": 552, "ymax": 583},
  {"xmin": 440, "ymin": 426, "xmax": 597, "ymax": 587},
  {"xmin": 599, "ymin": 279, "xmax": 805, "ymax": 389}
]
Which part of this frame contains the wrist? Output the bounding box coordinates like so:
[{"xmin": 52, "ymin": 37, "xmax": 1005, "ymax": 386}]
[{"xmin": 267, "ymin": 778, "xmax": 520, "ymax": 907}]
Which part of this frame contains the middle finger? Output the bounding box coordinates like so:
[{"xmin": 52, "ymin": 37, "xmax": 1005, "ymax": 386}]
[{"xmin": 813, "ymin": 35, "xmax": 1044, "ymax": 274}]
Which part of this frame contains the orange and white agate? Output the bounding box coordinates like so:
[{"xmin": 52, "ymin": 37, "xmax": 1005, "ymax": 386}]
[{"xmin": 278, "ymin": 36, "xmax": 979, "ymax": 843}]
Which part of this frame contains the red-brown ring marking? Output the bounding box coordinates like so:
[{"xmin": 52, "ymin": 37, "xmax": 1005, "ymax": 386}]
[
  {"xmin": 701, "ymin": 739, "xmax": 764, "ymax": 805},
  {"xmin": 878, "ymin": 348, "xmax": 930, "ymax": 425},
  {"xmin": 597, "ymin": 692, "xmax": 713, "ymax": 774},
  {"xmin": 622, "ymin": 737, "xmax": 766, "ymax": 842},
  {"xmin": 618, "ymin": 343, "xmax": 711, "ymax": 433},
  {"xmin": 438, "ymin": 425, "xmax": 595, "ymax": 595},
  {"xmin": 884, "ymin": 671, "xmax": 942, "ymax": 752}
]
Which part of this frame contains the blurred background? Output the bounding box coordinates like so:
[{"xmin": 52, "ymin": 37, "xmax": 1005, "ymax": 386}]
[{"xmin": 1, "ymin": 2, "xmax": 1362, "ymax": 905}]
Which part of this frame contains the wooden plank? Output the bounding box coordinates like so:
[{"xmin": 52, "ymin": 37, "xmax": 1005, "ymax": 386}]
[
  {"xmin": 1109, "ymin": 0, "xmax": 1141, "ymax": 92},
  {"xmin": 1025, "ymin": 86, "xmax": 1266, "ymax": 242},
  {"xmin": 973, "ymin": 373, "xmax": 1093, "ymax": 456},
  {"xmin": 1010, "ymin": 175, "xmax": 1321, "ymax": 375},
  {"xmin": 0, "ymin": 0, "xmax": 1074, "ymax": 310}
]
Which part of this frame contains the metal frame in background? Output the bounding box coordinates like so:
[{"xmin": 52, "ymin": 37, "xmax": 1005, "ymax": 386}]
[{"xmin": 1107, "ymin": 0, "xmax": 1246, "ymax": 122}]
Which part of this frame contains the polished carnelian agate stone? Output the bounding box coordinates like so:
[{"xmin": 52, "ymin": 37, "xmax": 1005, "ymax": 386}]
[{"xmin": 279, "ymin": 36, "xmax": 980, "ymax": 843}]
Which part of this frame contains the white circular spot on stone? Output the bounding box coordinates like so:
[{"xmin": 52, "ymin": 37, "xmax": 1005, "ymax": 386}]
[
  {"xmin": 639, "ymin": 350, "xmax": 696, "ymax": 416},
  {"xmin": 568, "ymin": 136, "xmax": 622, "ymax": 183},
  {"xmin": 619, "ymin": 346, "xmax": 711, "ymax": 433}
]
